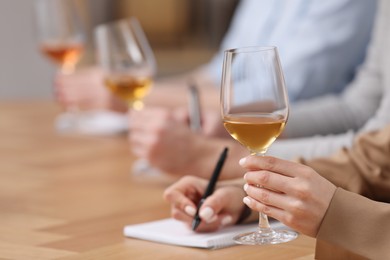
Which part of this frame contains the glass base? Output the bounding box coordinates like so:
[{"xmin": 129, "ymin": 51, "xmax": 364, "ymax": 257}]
[
  {"xmin": 234, "ymin": 229, "xmax": 297, "ymax": 245},
  {"xmin": 55, "ymin": 112, "xmax": 81, "ymax": 133},
  {"xmin": 131, "ymin": 158, "xmax": 163, "ymax": 176},
  {"xmin": 55, "ymin": 111, "xmax": 128, "ymax": 135}
]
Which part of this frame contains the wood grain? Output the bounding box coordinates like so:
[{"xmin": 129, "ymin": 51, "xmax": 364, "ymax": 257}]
[{"xmin": 0, "ymin": 101, "xmax": 315, "ymax": 259}]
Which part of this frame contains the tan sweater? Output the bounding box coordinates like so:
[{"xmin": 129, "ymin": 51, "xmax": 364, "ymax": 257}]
[
  {"xmin": 302, "ymin": 124, "xmax": 390, "ymax": 259},
  {"xmin": 297, "ymin": 0, "xmax": 390, "ymax": 257}
]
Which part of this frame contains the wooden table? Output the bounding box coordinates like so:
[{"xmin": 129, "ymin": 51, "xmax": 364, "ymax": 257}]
[{"xmin": 0, "ymin": 101, "xmax": 315, "ymax": 259}]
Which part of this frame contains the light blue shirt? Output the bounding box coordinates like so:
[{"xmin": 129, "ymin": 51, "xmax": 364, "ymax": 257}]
[{"xmin": 207, "ymin": 0, "xmax": 377, "ymax": 102}]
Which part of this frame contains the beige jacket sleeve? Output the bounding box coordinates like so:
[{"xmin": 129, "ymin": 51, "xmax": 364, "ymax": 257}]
[
  {"xmin": 316, "ymin": 189, "xmax": 390, "ymax": 259},
  {"xmin": 300, "ymin": 125, "xmax": 390, "ymax": 259},
  {"xmin": 301, "ymin": 125, "xmax": 390, "ymax": 201}
]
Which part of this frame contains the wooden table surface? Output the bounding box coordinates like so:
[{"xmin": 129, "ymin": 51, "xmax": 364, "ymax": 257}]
[{"xmin": 0, "ymin": 101, "xmax": 315, "ymax": 259}]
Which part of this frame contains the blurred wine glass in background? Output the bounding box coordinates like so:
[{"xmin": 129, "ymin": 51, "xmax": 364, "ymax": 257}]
[
  {"xmin": 95, "ymin": 17, "xmax": 156, "ymax": 111},
  {"xmin": 34, "ymin": 0, "xmax": 85, "ymax": 132},
  {"xmin": 95, "ymin": 17, "xmax": 159, "ymax": 176}
]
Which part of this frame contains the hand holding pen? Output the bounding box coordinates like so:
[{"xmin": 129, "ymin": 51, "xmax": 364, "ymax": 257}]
[
  {"xmin": 163, "ymin": 147, "xmax": 249, "ymax": 232},
  {"xmin": 192, "ymin": 147, "xmax": 229, "ymax": 230}
]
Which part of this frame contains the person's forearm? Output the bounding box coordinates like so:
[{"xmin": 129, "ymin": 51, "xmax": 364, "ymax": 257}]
[
  {"xmin": 144, "ymin": 82, "xmax": 219, "ymax": 111},
  {"xmin": 143, "ymin": 67, "xmax": 219, "ymax": 110},
  {"xmin": 267, "ymin": 131, "xmax": 355, "ymax": 160},
  {"xmin": 285, "ymin": 95, "xmax": 371, "ymax": 138}
]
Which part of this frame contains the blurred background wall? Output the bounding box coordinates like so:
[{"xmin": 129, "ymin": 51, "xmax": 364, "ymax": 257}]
[{"xmin": 0, "ymin": 0, "xmax": 238, "ymax": 100}]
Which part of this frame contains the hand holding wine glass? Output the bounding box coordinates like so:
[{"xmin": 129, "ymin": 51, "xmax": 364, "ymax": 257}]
[
  {"xmin": 220, "ymin": 46, "xmax": 297, "ymax": 245},
  {"xmin": 35, "ymin": 0, "xmax": 84, "ymax": 75},
  {"xmin": 34, "ymin": 0, "xmax": 85, "ymax": 132}
]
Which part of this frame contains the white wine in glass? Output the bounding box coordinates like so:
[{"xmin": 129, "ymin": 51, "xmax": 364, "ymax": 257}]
[
  {"xmin": 34, "ymin": 0, "xmax": 85, "ymax": 132},
  {"xmin": 95, "ymin": 17, "xmax": 156, "ymax": 111},
  {"xmin": 220, "ymin": 46, "xmax": 297, "ymax": 245}
]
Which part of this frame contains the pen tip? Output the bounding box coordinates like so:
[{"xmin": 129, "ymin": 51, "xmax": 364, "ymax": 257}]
[{"xmin": 192, "ymin": 218, "xmax": 201, "ymax": 231}]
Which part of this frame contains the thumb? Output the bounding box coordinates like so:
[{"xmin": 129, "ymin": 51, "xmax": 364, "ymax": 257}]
[{"xmin": 198, "ymin": 189, "xmax": 233, "ymax": 225}]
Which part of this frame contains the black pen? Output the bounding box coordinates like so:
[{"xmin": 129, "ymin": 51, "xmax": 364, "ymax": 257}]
[{"xmin": 192, "ymin": 147, "xmax": 229, "ymax": 231}]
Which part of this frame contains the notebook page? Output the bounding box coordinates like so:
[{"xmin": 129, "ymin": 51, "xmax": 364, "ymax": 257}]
[{"xmin": 123, "ymin": 218, "xmax": 289, "ymax": 249}]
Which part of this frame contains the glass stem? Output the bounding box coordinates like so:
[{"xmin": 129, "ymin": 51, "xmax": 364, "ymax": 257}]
[
  {"xmin": 130, "ymin": 100, "xmax": 144, "ymax": 111},
  {"xmin": 67, "ymin": 104, "xmax": 79, "ymax": 114},
  {"xmin": 59, "ymin": 69, "xmax": 78, "ymax": 115},
  {"xmin": 258, "ymin": 212, "xmax": 272, "ymax": 234},
  {"xmin": 61, "ymin": 63, "xmax": 75, "ymax": 75},
  {"xmin": 253, "ymin": 151, "xmax": 273, "ymax": 235}
]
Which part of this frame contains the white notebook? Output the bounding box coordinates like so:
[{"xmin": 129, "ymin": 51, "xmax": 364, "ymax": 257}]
[{"xmin": 123, "ymin": 218, "xmax": 288, "ymax": 249}]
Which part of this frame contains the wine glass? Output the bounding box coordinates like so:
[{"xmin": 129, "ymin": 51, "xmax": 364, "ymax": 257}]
[
  {"xmin": 95, "ymin": 17, "xmax": 156, "ymax": 111},
  {"xmin": 95, "ymin": 17, "xmax": 158, "ymax": 176},
  {"xmin": 34, "ymin": 0, "xmax": 85, "ymax": 132},
  {"xmin": 220, "ymin": 46, "xmax": 297, "ymax": 245}
]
